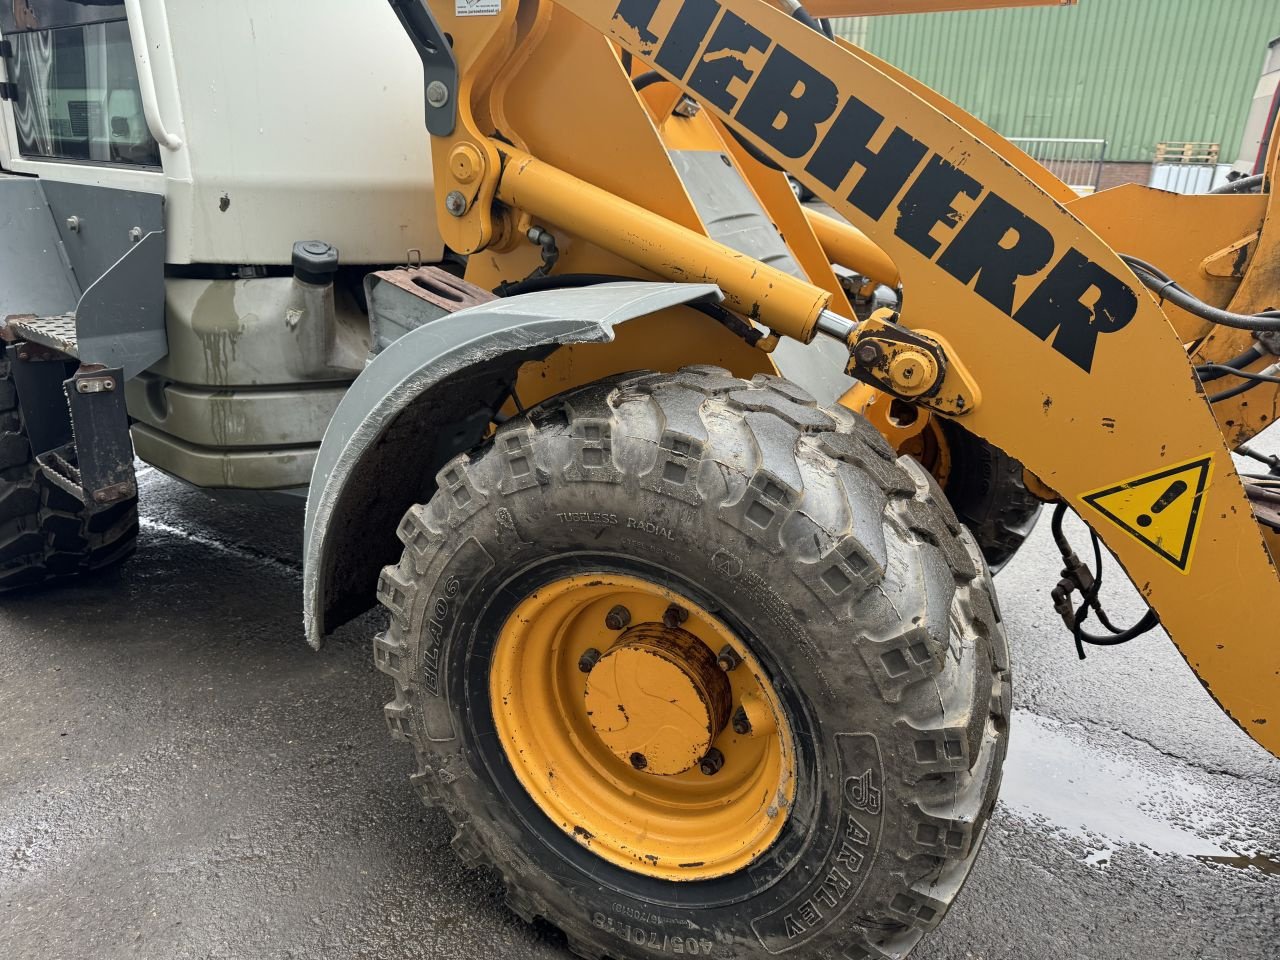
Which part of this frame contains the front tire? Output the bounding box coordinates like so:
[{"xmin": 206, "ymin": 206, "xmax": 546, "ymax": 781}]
[{"xmin": 375, "ymin": 368, "xmax": 1009, "ymax": 960}]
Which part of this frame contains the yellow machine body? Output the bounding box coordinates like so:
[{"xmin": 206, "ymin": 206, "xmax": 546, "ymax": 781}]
[{"xmin": 421, "ymin": 0, "xmax": 1280, "ymax": 757}]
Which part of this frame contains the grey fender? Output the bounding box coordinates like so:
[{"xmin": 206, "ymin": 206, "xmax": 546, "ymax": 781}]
[{"xmin": 302, "ymin": 281, "xmax": 723, "ymax": 647}]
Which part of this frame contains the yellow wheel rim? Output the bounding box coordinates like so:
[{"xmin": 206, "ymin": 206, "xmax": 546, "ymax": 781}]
[{"xmin": 490, "ymin": 573, "xmax": 796, "ymax": 881}]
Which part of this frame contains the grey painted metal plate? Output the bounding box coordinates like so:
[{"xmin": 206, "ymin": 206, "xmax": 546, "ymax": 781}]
[
  {"xmin": 0, "ymin": 176, "xmax": 79, "ymax": 318},
  {"xmin": 301, "ymin": 281, "xmax": 722, "ymax": 647}
]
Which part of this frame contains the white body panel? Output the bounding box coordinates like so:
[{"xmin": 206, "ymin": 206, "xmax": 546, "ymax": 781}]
[{"xmin": 0, "ymin": 0, "xmax": 443, "ymax": 266}]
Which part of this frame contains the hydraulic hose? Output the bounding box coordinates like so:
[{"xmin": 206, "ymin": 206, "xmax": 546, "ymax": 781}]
[
  {"xmin": 1197, "ymin": 346, "xmax": 1264, "ymax": 383},
  {"xmin": 1122, "ymin": 255, "xmax": 1280, "ymax": 332},
  {"xmin": 1210, "ymin": 174, "xmax": 1265, "ymax": 195}
]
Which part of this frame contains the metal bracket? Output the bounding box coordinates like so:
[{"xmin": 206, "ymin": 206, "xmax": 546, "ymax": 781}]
[
  {"xmin": 65, "ymin": 364, "xmax": 135, "ymax": 508},
  {"xmin": 844, "ymin": 309, "xmax": 980, "ymax": 417},
  {"xmin": 7, "ymin": 342, "xmax": 74, "ymax": 456},
  {"xmin": 386, "ymin": 0, "xmax": 458, "ymax": 137},
  {"xmin": 0, "ymin": 82, "xmax": 17, "ymax": 102},
  {"xmin": 366, "ymin": 265, "xmax": 496, "ymax": 355},
  {"xmin": 0, "ymin": 39, "xmax": 13, "ymax": 58}
]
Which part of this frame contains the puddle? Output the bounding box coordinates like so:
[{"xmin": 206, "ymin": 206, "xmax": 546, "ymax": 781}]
[
  {"xmin": 999, "ymin": 712, "xmax": 1250, "ymax": 867},
  {"xmin": 1196, "ymin": 854, "xmax": 1280, "ymax": 875}
]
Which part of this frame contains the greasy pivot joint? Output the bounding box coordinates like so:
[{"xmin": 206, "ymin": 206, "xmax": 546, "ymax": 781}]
[{"xmin": 844, "ymin": 309, "xmax": 979, "ymax": 417}]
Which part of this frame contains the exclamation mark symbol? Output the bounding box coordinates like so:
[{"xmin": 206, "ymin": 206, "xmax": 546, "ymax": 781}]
[{"xmin": 1136, "ymin": 480, "xmax": 1188, "ymax": 529}]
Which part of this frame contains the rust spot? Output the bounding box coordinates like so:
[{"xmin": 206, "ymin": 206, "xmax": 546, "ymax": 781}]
[
  {"xmin": 573, "ymin": 825, "xmax": 594, "ymax": 841},
  {"xmin": 218, "ymin": 193, "xmax": 231, "ymax": 213}
]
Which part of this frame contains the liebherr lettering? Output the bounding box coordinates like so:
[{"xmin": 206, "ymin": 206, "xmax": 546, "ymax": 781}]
[{"xmin": 612, "ymin": 0, "xmax": 1137, "ymax": 373}]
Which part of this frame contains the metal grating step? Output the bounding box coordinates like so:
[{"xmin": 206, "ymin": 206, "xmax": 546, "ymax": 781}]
[{"xmin": 8, "ymin": 314, "xmax": 79, "ymax": 357}]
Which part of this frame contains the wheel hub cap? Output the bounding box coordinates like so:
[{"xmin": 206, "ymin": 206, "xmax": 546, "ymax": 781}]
[{"xmin": 585, "ymin": 623, "xmax": 732, "ymax": 776}]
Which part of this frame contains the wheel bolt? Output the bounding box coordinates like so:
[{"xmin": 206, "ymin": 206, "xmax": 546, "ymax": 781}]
[
  {"xmin": 578, "ymin": 647, "xmax": 602, "ymax": 673},
  {"xmin": 663, "ymin": 604, "xmax": 689, "ymax": 629},
  {"xmin": 732, "ymin": 706, "xmax": 752, "ymax": 736},
  {"xmin": 630, "ymin": 752, "xmax": 648, "ymax": 771},
  {"xmin": 716, "ymin": 645, "xmax": 742, "ymax": 672},
  {"xmin": 605, "ymin": 605, "xmax": 631, "ymax": 631},
  {"xmin": 699, "ymin": 748, "xmax": 725, "ymax": 777}
]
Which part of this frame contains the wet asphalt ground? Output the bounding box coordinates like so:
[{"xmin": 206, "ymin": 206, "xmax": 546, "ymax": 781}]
[{"xmin": 3, "ymin": 433, "xmax": 1279, "ymax": 960}]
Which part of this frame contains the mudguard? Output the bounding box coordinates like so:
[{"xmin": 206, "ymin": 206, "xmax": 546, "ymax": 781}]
[{"xmin": 302, "ymin": 281, "xmax": 722, "ymax": 647}]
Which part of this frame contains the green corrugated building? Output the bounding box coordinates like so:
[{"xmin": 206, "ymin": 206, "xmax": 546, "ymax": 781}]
[{"xmin": 836, "ymin": 0, "xmax": 1279, "ymax": 184}]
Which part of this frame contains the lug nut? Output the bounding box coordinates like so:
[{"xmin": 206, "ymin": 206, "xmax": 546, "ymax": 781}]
[
  {"xmin": 630, "ymin": 752, "xmax": 648, "ymax": 771},
  {"xmin": 732, "ymin": 706, "xmax": 752, "ymax": 736},
  {"xmin": 605, "ymin": 605, "xmax": 631, "ymax": 631},
  {"xmin": 698, "ymin": 748, "xmax": 725, "ymax": 777},
  {"xmin": 578, "ymin": 647, "xmax": 602, "ymax": 673},
  {"xmin": 716, "ymin": 645, "xmax": 742, "ymax": 672},
  {"xmin": 663, "ymin": 604, "xmax": 689, "ymax": 629}
]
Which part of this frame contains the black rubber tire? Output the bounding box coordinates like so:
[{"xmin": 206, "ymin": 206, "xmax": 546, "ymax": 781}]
[
  {"xmin": 375, "ymin": 368, "xmax": 1010, "ymax": 960},
  {"xmin": 937, "ymin": 420, "xmax": 1042, "ymax": 574},
  {"xmin": 0, "ymin": 355, "xmax": 138, "ymax": 593}
]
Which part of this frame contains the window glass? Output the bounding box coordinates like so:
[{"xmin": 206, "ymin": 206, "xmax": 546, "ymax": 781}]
[{"xmin": 8, "ymin": 19, "xmax": 160, "ymax": 166}]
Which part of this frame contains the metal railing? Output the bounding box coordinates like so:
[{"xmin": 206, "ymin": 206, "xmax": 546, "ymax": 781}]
[{"xmin": 1008, "ymin": 137, "xmax": 1108, "ymax": 194}]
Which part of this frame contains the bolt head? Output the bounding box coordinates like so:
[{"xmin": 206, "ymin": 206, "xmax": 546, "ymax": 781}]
[
  {"xmin": 605, "ymin": 604, "xmax": 631, "ymax": 631},
  {"xmin": 663, "ymin": 604, "xmax": 689, "ymax": 629},
  {"xmin": 716, "ymin": 644, "xmax": 741, "ymax": 672},
  {"xmin": 426, "ymin": 80, "xmax": 450, "ymax": 109},
  {"xmin": 578, "ymin": 647, "xmax": 602, "ymax": 674},
  {"xmin": 444, "ymin": 191, "xmax": 468, "ymax": 217},
  {"xmin": 128, "ymin": 226, "xmax": 143, "ymax": 243},
  {"xmin": 629, "ymin": 752, "xmax": 648, "ymax": 771},
  {"xmin": 855, "ymin": 340, "xmax": 883, "ymax": 366},
  {"xmin": 731, "ymin": 706, "xmax": 752, "ymax": 736},
  {"xmin": 698, "ymin": 747, "xmax": 725, "ymax": 777}
]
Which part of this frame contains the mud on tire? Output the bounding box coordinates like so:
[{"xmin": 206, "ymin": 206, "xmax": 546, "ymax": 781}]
[
  {"xmin": 0, "ymin": 355, "xmax": 138, "ymax": 592},
  {"xmin": 375, "ymin": 368, "xmax": 1010, "ymax": 960}
]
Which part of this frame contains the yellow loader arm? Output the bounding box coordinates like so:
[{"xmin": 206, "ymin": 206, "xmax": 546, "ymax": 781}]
[
  {"xmin": 415, "ymin": 0, "xmax": 1280, "ymax": 755},
  {"xmin": 806, "ymin": 0, "xmax": 1076, "ymax": 15}
]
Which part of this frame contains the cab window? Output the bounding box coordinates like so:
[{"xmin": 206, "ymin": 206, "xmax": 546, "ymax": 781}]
[{"xmin": 7, "ymin": 19, "xmax": 160, "ymax": 167}]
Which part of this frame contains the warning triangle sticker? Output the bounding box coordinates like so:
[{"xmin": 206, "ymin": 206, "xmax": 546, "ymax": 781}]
[{"xmin": 1082, "ymin": 455, "xmax": 1215, "ymax": 573}]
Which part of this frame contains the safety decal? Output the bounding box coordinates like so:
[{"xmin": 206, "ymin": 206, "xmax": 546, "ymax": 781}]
[{"xmin": 1081, "ymin": 455, "xmax": 1214, "ymax": 573}]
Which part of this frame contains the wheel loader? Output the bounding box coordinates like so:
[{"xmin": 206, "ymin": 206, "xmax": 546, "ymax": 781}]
[{"xmin": 1, "ymin": 0, "xmax": 1277, "ymax": 957}]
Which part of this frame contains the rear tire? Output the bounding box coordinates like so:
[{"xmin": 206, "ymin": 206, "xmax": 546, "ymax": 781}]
[
  {"xmin": 376, "ymin": 368, "xmax": 1009, "ymax": 960},
  {"xmin": 937, "ymin": 420, "xmax": 1042, "ymax": 573},
  {"xmin": 0, "ymin": 355, "xmax": 138, "ymax": 592}
]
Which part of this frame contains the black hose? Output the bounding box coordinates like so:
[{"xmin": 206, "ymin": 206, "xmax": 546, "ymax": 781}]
[
  {"xmin": 1210, "ymin": 378, "xmax": 1263, "ymax": 404},
  {"xmin": 1122, "ymin": 255, "xmax": 1280, "ymax": 332},
  {"xmin": 1051, "ymin": 503, "xmax": 1161, "ymax": 657},
  {"xmin": 1197, "ymin": 346, "xmax": 1264, "ymax": 382},
  {"xmin": 1210, "ymin": 174, "xmax": 1265, "ymax": 195},
  {"xmin": 632, "ymin": 70, "xmax": 665, "ymax": 92}
]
